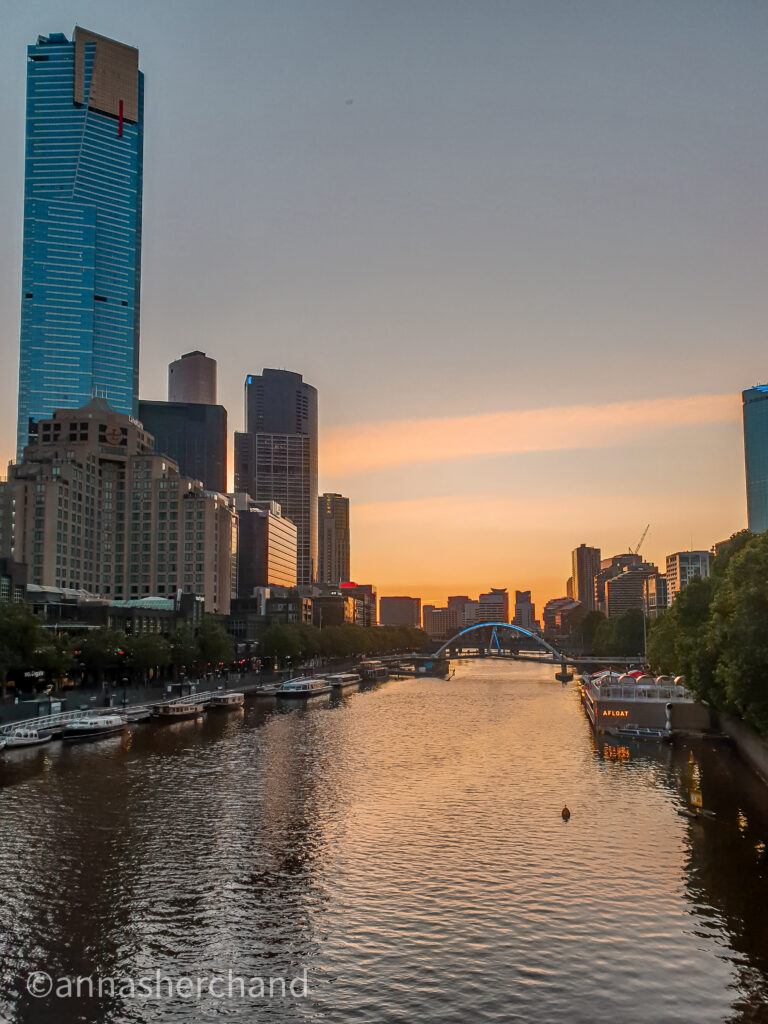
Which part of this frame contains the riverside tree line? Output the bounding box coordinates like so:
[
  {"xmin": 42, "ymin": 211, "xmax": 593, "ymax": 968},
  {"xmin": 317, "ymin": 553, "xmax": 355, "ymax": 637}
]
[{"xmin": 0, "ymin": 605, "xmax": 427, "ymax": 696}]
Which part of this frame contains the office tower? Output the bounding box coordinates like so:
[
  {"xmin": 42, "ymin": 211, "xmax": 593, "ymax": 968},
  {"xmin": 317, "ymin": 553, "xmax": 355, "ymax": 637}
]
[
  {"xmin": 339, "ymin": 582, "xmax": 377, "ymax": 626},
  {"xmin": 380, "ymin": 596, "xmax": 422, "ymax": 628},
  {"xmin": 571, "ymin": 544, "xmax": 601, "ymax": 612},
  {"xmin": 233, "ymin": 495, "xmax": 298, "ymax": 597},
  {"xmin": 2, "ymin": 400, "xmax": 235, "ymax": 613},
  {"xmin": 665, "ymin": 551, "xmax": 711, "ymax": 605},
  {"xmin": 234, "ymin": 369, "xmax": 318, "ymax": 584},
  {"xmin": 604, "ymin": 563, "xmax": 658, "ymax": 618},
  {"xmin": 139, "ymin": 400, "xmax": 227, "ymax": 493},
  {"xmin": 743, "ymin": 386, "xmax": 768, "ymax": 533},
  {"xmin": 168, "ymin": 350, "xmax": 217, "ymax": 405},
  {"xmin": 17, "ymin": 29, "xmax": 144, "ymax": 457},
  {"xmin": 476, "ymin": 588, "xmax": 510, "ymax": 623},
  {"xmin": 318, "ymin": 492, "xmax": 350, "ymax": 584},
  {"xmin": 595, "ymin": 553, "xmax": 642, "ymax": 614},
  {"xmin": 513, "ymin": 590, "xmax": 536, "ymax": 631}
]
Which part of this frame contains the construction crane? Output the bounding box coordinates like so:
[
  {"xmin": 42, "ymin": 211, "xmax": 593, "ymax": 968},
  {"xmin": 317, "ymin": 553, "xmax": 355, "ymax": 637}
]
[{"xmin": 630, "ymin": 524, "xmax": 650, "ymax": 556}]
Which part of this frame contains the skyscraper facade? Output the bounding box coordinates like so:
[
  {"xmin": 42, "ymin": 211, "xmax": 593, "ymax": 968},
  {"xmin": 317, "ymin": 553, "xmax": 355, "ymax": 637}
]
[
  {"xmin": 318, "ymin": 492, "xmax": 350, "ymax": 584},
  {"xmin": 571, "ymin": 544, "xmax": 601, "ymax": 612},
  {"xmin": 234, "ymin": 370, "xmax": 318, "ymax": 584},
  {"xmin": 168, "ymin": 350, "xmax": 217, "ymax": 405},
  {"xmin": 17, "ymin": 29, "xmax": 144, "ymax": 457},
  {"xmin": 743, "ymin": 385, "xmax": 768, "ymax": 533},
  {"xmin": 138, "ymin": 400, "xmax": 227, "ymax": 494}
]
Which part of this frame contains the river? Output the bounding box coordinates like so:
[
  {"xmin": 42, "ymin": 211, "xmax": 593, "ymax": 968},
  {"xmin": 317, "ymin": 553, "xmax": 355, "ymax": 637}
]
[{"xmin": 0, "ymin": 660, "xmax": 767, "ymax": 1023}]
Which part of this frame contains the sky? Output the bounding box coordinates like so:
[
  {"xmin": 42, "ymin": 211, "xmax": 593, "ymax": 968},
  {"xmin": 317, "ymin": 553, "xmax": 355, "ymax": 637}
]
[{"xmin": 1, "ymin": 0, "xmax": 766, "ymax": 613}]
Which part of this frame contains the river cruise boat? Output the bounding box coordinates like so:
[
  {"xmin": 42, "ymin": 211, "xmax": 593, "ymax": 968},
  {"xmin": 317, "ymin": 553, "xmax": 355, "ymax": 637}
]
[
  {"xmin": 358, "ymin": 661, "xmax": 389, "ymax": 683},
  {"xmin": 62, "ymin": 715, "xmax": 127, "ymax": 744},
  {"xmin": 276, "ymin": 678, "xmax": 332, "ymax": 700},
  {"xmin": 326, "ymin": 672, "xmax": 361, "ymax": 692},
  {"xmin": 152, "ymin": 701, "xmax": 204, "ymax": 721},
  {"xmin": 208, "ymin": 692, "xmax": 245, "ymax": 711},
  {"xmin": 579, "ymin": 670, "xmax": 710, "ymax": 736},
  {"xmin": 3, "ymin": 726, "xmax": 54, "ymax": 749}
]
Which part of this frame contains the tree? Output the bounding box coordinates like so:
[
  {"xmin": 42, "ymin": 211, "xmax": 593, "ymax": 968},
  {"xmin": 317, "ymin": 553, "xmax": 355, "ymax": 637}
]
[
  {"xmin": 708, "ymin": 531, "xmax": 768, "ymax": 733},
  {"xmin": 125, "ymin": 633, "xmax": 171, "ymax": 685},
  {"xmin": 195, "ymin": 616, "xmax": 234, "ymax": 674},
  {"xmin": 0, "ymin": 602, "xmax": 47, "ymax": 697},
  {"xmin": 76, "ymin": 628, "xmax": 126, "ymax": 685},
  {"xmin": 169, "ymin": 625, "xmax": 198, "ymax": 677}
]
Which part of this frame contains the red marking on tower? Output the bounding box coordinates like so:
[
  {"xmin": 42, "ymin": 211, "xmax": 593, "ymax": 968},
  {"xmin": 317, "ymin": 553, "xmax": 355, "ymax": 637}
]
[{"xmin": 118, "ymin": 99, "xmax": 124, "ymax": 137}]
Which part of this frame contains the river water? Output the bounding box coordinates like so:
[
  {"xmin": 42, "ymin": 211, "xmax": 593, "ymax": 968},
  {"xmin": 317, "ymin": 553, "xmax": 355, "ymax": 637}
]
[{"xmin": 0, "ymin": 660, "xmax": 767, "ymax": 1024}]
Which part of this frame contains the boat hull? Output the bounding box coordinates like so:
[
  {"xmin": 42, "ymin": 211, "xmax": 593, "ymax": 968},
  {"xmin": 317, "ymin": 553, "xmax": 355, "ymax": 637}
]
[
  {"xmin": 3, "ymin": 734, "xmax": 53, "ymax": 749},
  {"xmin": 62, "ymin": 723, "xmax": 126, "ymax": 744}
]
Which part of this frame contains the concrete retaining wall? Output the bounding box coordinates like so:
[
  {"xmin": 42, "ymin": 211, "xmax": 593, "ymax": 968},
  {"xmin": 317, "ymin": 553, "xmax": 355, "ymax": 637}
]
[{"xmin": 719, "ymin": 713, "xmax": 768, "ymax": 787}]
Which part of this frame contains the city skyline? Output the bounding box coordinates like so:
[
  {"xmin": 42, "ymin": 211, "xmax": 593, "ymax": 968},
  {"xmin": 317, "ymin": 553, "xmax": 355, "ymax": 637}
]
[{"xmin": 1, "ymin": 2, "xmax": 765, "ymax": 612}]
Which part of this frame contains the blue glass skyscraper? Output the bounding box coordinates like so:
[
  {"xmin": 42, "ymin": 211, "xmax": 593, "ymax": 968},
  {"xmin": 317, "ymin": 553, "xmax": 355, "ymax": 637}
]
[
  {"xmin": 743, "ymin": 386, "xmax": 768, "ymax": 534},
  {"xmin": 17, "ymin": 28, "xmax": 143, "ymax": 457}
]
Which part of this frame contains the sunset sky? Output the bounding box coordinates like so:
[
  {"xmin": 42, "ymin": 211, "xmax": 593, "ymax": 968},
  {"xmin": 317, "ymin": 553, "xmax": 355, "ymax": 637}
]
[{"xmin": 1, "ymin": 1, "xmax": 766, "ymax": 613}]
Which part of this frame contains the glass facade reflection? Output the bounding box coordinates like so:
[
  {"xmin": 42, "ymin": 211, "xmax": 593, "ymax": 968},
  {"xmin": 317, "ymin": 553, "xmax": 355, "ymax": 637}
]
[{"xmin": 17, "ymin": 29, "xmax": 143, "ymax": 457}]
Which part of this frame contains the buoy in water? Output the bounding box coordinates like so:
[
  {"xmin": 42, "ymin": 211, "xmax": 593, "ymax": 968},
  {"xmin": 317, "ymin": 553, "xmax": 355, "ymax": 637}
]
[{"xmin": 561, "ymin": 805, "xmax": 571, "ymax": 821}]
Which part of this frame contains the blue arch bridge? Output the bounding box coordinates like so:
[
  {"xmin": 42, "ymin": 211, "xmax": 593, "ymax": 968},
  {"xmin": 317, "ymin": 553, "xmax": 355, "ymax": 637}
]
[{"xmin": 428, "ymin": 622, "xmax": 644, "ymax": 677}]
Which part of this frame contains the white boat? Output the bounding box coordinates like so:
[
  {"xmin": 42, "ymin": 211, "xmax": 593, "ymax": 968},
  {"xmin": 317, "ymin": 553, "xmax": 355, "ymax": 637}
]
[
  {"xmin": 152, "ymin": 701, "xmax": 204, "ymax": 721},
  {"xmin": 207, "ymin": 691, "xmax": 245, "ymax": 710},
  {"xmin": 3, "ymin": 726, "xmax": 54, "ymax": 749},
  {"xmin": 326, "ymin": 672, "xmax": 361, "ymax": 692},
  {"xmin": 62, "ymin": 715, "xmax": 127, "ymax": 744},
  {"xmin": 579, "ymin": 671, "xmax": 710, "ymax": 736},
  {"xmin": 276, "ymin": 678, "xmax": 332, "ymax": 700}
]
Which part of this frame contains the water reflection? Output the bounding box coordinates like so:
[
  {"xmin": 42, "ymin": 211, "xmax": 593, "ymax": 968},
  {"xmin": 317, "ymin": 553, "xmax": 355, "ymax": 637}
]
[{"xmin": 0, "ymin": 663, "xmax": 766, "ymax": 1023}]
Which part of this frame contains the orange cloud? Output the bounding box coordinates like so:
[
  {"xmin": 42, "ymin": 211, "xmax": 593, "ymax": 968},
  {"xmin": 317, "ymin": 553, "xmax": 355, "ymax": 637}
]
[{"xmin": 322, "ymin": 392, "xmax": 739, "ymax": 477}]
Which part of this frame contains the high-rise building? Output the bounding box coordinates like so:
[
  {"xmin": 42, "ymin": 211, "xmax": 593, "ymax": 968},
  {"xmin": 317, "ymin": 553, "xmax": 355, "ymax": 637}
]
[
  {"xmin": 513, "ymin": 590, "xmax": 536, "ymax": 631},
  {"xmin": 318, "ymin": 492, "xmax": 350, "ymax": 584},
  {"xmin": 743, "ymin": 385, "xmax": 768, "ymax": 533},
  {"xmin": 571, "ymin": 544, "xmax": 601, "ymax": 612},
  {"xmin": 138, "ymin": 400, "xmax": 227, "ymax": 494},
  {"xmin": 234, "ymin": 370, "xmax": 318, "ymax": 584},
  {"xmin": 233, "ymin": 495, "xmax": 298, "ymax": 598},
  {"xmin": 379, "ymin": 596, "xmax": 422, "ymax": 628},
  {"xmin": 475, "ymin": 588, "xmax": 510, "ymax": 623},
  {"xmin": 604, "ymin": 563, "xmax": 658, "ymax": 618},
  {"xmin": 168, "ymin": 351, "xmax": 217, "ymax": 405},
  {"xmin": 2, "ymin": 400, "xmax": 235, "ymax": 613},
  {"xmin": 17, "ymin": 29, "xmax": 144, "ymax": 457},
  {"xmin": 666, "ymin": 551, "xmax": 711, "ymax": 605},
  {"xmin": 595, "ymin": 553, "xmax": 643, "ymax": 614}
]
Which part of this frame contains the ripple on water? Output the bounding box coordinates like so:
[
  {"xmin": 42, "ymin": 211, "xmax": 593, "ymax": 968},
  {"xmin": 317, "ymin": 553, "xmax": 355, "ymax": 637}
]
[{"xmin": 0, "ymin": 662, "xmax": 767, "ymax": 1023}]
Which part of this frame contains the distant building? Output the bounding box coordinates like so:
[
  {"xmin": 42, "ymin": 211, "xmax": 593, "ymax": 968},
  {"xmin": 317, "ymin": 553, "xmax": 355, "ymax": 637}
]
[
  {"xmin": 380, "ymin": 596, "xmax": 421, "ymax": 628},
  {"xmin": 644, "ymin": 574, "xmax": 668, "ymax": 619},
  {"xmin": 318, "ymin": 492, "xmax": 350, "ymax": 584},
  {"xmin": 513, "ymin": 590, "xmax": 536, "ymax": 631},
  {"xmin": 1, "ymin": 400, "xmax": 235, "ymax": 613},
  {"xmin": 571, "ymin": 544, "xmax": 601, "ymax": 612},
  {"xmin": 605, "ymin": 564, "xmax": 658, "ymax": 618},
  {"xmin": 476, "ymin": 588, "xmax": 510, "ymax": 623},
  {"xmin": 138, "ymin": 400, "xmax": 227, "ymax": 494},
  {"xmin": 235, "ymin": 370, "xmax": 318, "ymax": 584},
  {"xmin": 566, "ymin": 576, "xmax": 574, "ymax": 600},
  {"xmin": 595, "ymin": 554, "xmax": 643, "ymax": 615},
  {"xmin": 666, "ymin": 551, "xmax": 711, "ymax": 605},
  {"xmin": 422, "ymin": 605, "xmax": 460, "ymax": 640},
  {"xmin": 233, "ymin": 495, "xmax": 297, "ymax": 598},
  {"xmin": 340, "ymin": 582, "xmax": 377, "ymax": 626},
  {"xmin": 168, "ymin": 351, "xmax": 217, "ymax": 405},
  {"xmin": 0, "ymin": 559, "xmax": 26, "ymax": 604},
  {"xmin": 743, "ymin": 385, "xmax": 768, "ymax": 533},
  {"xmin": 542, "ymin": 597, "xmax": 583, "ymax": 635}
]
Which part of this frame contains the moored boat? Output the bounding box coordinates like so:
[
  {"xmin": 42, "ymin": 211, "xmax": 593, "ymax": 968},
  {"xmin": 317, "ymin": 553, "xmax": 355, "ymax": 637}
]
[
  {"xmin": 358, "ymin": 660, "xmax": 389, "ymax": 683},
  {"xmin": 3, "ymin": 726, "xmax": 54, "ymax": 749},
  {"xmin": 207, "ymin": 691, "xmax": 245, "ymax": 710},
  {"xmin": 326, "ymin": 672, "xmax": 361, "ymax": 692},
  {"xmin": 152, "ymin": 701, "xmax": 204, "ymax": 721},
  {"xmin": 276, "ymin": 678, "xmax": 332, "ymax": 700},
  {"xmin": 579, "ymin": 671, "xmax": 710, "ymax": 736},
  {"xmin": 62, "ymin": 715, "xmax": 127, "ymax": 744}
]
